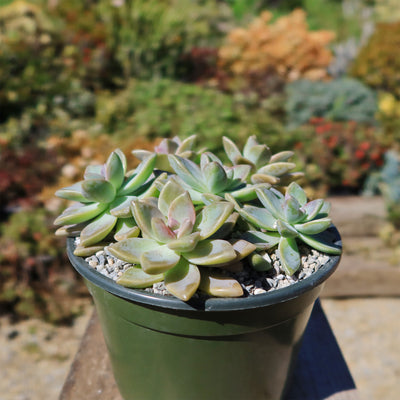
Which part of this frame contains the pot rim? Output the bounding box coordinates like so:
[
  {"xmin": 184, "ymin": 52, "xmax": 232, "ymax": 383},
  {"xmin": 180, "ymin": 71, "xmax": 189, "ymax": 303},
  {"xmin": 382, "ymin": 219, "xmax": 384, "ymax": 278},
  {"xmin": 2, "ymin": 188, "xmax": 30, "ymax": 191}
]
[{"xmin": 67, "ymin": 227, "xmax": 341, "ymax": 312}]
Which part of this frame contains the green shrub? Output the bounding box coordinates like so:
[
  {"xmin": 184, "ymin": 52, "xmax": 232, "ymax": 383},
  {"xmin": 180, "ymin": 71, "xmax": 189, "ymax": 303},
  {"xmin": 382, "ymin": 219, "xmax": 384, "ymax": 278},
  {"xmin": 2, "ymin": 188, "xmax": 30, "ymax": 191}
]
[
  {"xmin": 98, "ymin": 0, "xmax": 233, "ymax": 80},
  {"xmin": 350, "ymin": 21, "xmax": 400, "ymax": 98},
  {"xmin": 96, "ymin": 78, "xmax": 291, "ymax": 155},
  {"xmin": 285, "ymin": 78, "xmax": 378, "ymax": 128}
]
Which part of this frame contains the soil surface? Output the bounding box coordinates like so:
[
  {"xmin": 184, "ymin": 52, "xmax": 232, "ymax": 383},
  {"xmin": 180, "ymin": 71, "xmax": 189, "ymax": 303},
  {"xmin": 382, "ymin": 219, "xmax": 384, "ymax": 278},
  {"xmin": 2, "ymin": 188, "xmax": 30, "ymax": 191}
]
[{"xmin": 0, "ymin": 297, "xmax": 399, "ymax": 400}]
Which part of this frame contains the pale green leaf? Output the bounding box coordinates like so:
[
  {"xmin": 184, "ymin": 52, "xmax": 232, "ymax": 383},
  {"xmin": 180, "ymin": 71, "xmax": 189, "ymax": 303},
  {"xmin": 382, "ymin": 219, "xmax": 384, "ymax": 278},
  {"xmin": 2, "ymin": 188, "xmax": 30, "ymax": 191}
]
[
  {"xmin": 241, "ymin": 231, "xmax": 281, "ymax": 250},
  {"xmin": 279, "ymin": 237, "xmax": 300, "ymax": 275},
  {"xmin": 193, "ymin": 201, "xmax": 234, "ymax": 239},
  {"xmin": 79, "ymin": 211, "xmax": 118, "ymax": 247},
  {"xmin": 184, "ymin": 239, "xmax": 237, "ymax": 265},
  {"xmin": 167, "ymin": 232, "xmax": 201, "ymax": 252},
  {"xmin": 131, "ymin": 199, "xmax": 164, "ymax": 239},
  {"xmin": 55, "ymin": 182, "xmax": 91, "ymax": 203},
  {"xmin": 165, "ymin": 259, "xmax": 200, "ymax": 301},
  {"xmin": 199, "ymin": 270, "xmax": 243, "ymax": 297},
  {"xmin": 286, "ymin": 182, "xmax": 307, "ymax": 206},
  {"xmin": 54, "ymin": 202, "xmax": 108, "ymax": 226},
  {"xmin": 117, "ymin": 267, "xmax": 164, "ymax": 289},
  {"xmin": 82, "ymin": 179, "xmax": 116, "ymax": 203},
  {"xmin": 105, "ymin": 150, "xmax": 125, "ymax": 190},
  {"xmin": 168, "ymin": 155, "xmax": 207, "ymax": 192},
  {"xmin": 168, "ymin": 192, "xmax": 196, "ymax": 229},
  {"xmin": 140, "ymin": 245, "xmax": 180, "ymax": 274},
  {"xmin": 298, "ymin": 231, "xmax": 342, "ymax": 255},
  {"xmin": 295, "ymin": 218, "xmax": 332, "ymax": 235},
  {"xmin": 107, "ymin": 238, "xmax": 159, "ymax": 264}
]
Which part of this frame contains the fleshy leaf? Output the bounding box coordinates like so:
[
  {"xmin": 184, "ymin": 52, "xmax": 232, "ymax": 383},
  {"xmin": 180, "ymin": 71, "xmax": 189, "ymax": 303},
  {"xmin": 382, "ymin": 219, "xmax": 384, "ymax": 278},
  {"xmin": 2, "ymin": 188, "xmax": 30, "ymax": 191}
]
[
  {"xmin": 177, "ymin": 134, "xmax": 197, "ymax": 153},
  {"xmin": 74, "ymin": 244, "xmax": 108, "ymax": 257},
  {"xmin": 176, "ymin": 218, "xmax": 195, "ymax": 239},
  {"xmin": 230, "ymin": 239, "xmax": 257, "ymax": 260},
  {"xmin": 295, "ymin": 218, "xmax": 332, "ymax": 235},
  {"xmin": 84, "ymin": 164, "xmax": 104, "ymax": 180},
  {"xmin": 222, "ymin": 136, "xmax": 242, "ymax": 164},
  {"xmin": 203, "ymin": 161, "xmax": 228, "ymax": 193},
  {"xmin": 140, "ymin": 245, "xmax": 181, "ymax": 274},
  {"xmin": 105, "ymin": 150, "xmax": 125, "ymax": 190},
  {"xmin": 54, "ymin": 202, "xmax": 108, "ymax": 226},
  {"xmin": 237, "ymin": 205, "xmax": 276, "ymax": 230},
  {"xmin": 165, "ymin": 259, "xmax": 200, "ymax": 301},
  {"xmin": 279, "ymin": 237, "xmax": 300, "ymax": 275},
  {"xmin": 298, "ymin": 231, "xmax": 342, "ymax": 255},
  {"xmin": 183, "ymin": 239, "xmax": 237, "ymax": 265},
  {"xmin": 114, "ymin": 218, "xmax": 140, "ymax": 241},
  {"xmin": 55, "ymin": 182, "xmax": 90, "ymax": 203},
  {"xmin": 251, "ymin": 174, "xmax": 279, "ymax": 185},
  {"xmin": 117, "ymin": 267, "xmax": 164, "ymax": 289},
  {"xmin": 276, "ymin": 220, "xmax": 299, "ymax": 238},
  {"xmin": 208, "ymin": 212, "xmax": 238, "ymax": 240},
  {"xmin": 151, "ymin": 217, "xmax": 176, "ymax": 243},
  {"xmin": 158, "ymin": 178, "xmax": 186, "ymax": 216},
  {"xmin": 79, "ymin": 211, "xmax": 118, "ymax": 247},
  {"xmin": 246, "ymin": 144, "xmax": 271, "ymax": 167},
  {"xmin": 168, "ymin": 192, "xmax": 196, "ymax": 229},
  {"xmin": 193, "ymin": 201, "xmax": 234, "ymax": 240},
  {"xmin": 269, "ymin": 151, "xmax": 294, "ymax": 163},
  {"xmin": 301, "ymin": 199, "xmax": 324, "ymax": 221},
  {"xmin": 250, "ymin": 253, "xmax": 272, "ymax": 271},
  {"xmin": 258, "ymin": 162, "xmax": 296, "ymax": 177},
  {"xmin": 168, "ymin": 155, "xmax": 207, "ymax": 192},
  {"xmin": 241, "ymin": 231, "xmax": 281, "ymax": 250},
  {"xmin": 256, "ymin": 188, "xmax": 284, "ymax": 219},
  {"xmin": 286, "ymin": 182, "xmax": 307, "ymax": 207},
  {"xmin": 82, "ymin": 179, "xmax": 116, "ymax": 203},
  {"xmin": 283, "ymin": 196, "xmax": 305, "ymax": 223},
  {"xmin": 131, "ymin": 199, "xmax": 164, "ymax": 239},
  {"xmin": 167, "ymin": 232, "xmax": 201, "ymax": 252},
  {"xmin": 107, "ymin": 238, "xmax": 159, "ymax": 264},
  {"xmin": 110, "ymin": 196, "xmax": 136, "ymax": 218},
  {"xmin": 199, "ymin": 271, "xmax": 243, "ymax": 297},
  {"xmin": 119, "ymin": 154, "xmax": 156, "ymax": 195}
]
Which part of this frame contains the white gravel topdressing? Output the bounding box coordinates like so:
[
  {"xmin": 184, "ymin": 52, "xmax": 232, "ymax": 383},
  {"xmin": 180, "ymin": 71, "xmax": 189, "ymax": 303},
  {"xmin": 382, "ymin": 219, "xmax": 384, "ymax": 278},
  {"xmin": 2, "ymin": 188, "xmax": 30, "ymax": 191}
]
[{"xmin": 80, "ymin": 238, "xmax": 331, "ymax": 297}]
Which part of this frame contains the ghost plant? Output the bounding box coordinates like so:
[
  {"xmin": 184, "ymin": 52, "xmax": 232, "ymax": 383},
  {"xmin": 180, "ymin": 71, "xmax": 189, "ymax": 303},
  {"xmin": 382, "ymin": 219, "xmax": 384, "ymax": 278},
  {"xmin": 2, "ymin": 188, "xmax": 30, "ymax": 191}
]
[{"xmin": 55, "ymin": 135, "xmax": 341, "ymax": 301}]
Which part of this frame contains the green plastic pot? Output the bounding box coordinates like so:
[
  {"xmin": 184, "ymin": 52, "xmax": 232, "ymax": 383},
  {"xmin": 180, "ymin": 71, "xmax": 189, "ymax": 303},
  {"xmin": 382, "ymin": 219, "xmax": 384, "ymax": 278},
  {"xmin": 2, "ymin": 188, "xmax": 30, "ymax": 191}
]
[{"xmin": 67, "ymin": 227, "xmax": 341, "ymax": 400}]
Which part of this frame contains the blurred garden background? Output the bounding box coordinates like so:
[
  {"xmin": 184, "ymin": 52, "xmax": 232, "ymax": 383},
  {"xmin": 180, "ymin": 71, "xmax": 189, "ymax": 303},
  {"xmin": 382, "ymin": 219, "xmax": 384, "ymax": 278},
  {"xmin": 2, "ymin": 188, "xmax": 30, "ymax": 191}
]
[{"xmin": 0, "ymin": 0, "xmax": 399, "ymax": 399}]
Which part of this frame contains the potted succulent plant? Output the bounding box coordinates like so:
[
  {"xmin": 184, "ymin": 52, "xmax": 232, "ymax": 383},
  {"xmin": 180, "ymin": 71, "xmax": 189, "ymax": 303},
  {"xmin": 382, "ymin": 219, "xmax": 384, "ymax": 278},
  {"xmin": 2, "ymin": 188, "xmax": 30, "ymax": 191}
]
[{"xmin": 55, "ymin": 135, "xmax": 342, "ymax": 400}]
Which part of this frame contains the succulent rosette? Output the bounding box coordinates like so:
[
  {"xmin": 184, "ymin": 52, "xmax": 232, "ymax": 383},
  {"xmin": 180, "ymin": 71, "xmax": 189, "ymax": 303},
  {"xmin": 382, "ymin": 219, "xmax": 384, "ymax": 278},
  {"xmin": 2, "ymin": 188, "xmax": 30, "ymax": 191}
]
[
  {"xmin": 55, "ymin": 135, "xmax": 342, "ymax": 302},
  {"xmin": 54, "ymin": 150, "xmax": 159, "ymax": 256},
  {"xmin": 107, "ymin": 179, "xmax": 255, "ymax": 300},
  {"xmin": 228, "ymin": 182, "xmax": 341, "ymax": 275}
]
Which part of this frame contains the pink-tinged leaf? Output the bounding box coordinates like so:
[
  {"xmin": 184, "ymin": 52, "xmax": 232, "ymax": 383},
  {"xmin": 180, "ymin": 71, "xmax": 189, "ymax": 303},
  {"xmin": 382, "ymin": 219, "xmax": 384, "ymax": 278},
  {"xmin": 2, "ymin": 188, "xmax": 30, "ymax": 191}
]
[
  {"xmin": 168, "ymin": 192, "xmax": 196, "ymax": 229},
  {"xmin": 165, "ymin": 259, "xmax": 200, "ymax": 301},
  {"xmin": 79, "ymin": 211, "xmax": 118, "ymax": 247},
  {"xmin": 151, "ymin": 217, "xmax": 176, "ymax": 243},
  {"xmin": 158, "ymin": 177, "xmax": 187, "ymax": 216},
  {"xmin": 107, "ymin": 238, "xmax": 159, "ymax": 264},
  {"xmin": 117, "ymin": 267, "xmax": 164, "ymax": 289},
  {"xmin": 183, "ymin": 239, "xmax": 237, "ymax": 265},
  {"xmin": 167, "ymin": 232, "xmax": 200, "ymax": 253},
  {"xmin": 199, "ymin": 270, "xmax": 243, "ymax": 297},
  {"xmin": 54, "ymin": 202, "xmax": 108, "ymax": 226},
  {"xmin": 105, "ymin": 150, "xmax": 125, "ymax": 190},
  {"xmin": 193, "ymin": 201, "xmax": 234, "ymax": 240},
  {"xmin": 140, "ymin": 245, "xmax": 180, "ymax": 274},
  {"xmin": 82, "ymin": 179, "xmax": 116, "ymax": 203},
  {"xmin": 176, "ymin": 217, "xmax": 194, "ymax": 238},
  {"xmin": 131, "ymin": 199, "xmax": 164, "ymax": 239},
  {"xmin": 279, "ymin": 237, "xmax": 300, "ymax": 275}
]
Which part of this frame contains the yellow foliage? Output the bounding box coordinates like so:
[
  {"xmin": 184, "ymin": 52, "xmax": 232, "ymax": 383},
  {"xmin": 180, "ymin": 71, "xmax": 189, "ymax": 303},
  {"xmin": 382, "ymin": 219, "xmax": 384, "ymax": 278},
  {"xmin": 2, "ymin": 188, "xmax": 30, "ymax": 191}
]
[
  {"xmin": 378, "ymin": 92, "xmax": 400, "ymax": 118},
  {"xmin": 218, "ymin": 9, "xmax": 335, "ymax": 83}
]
